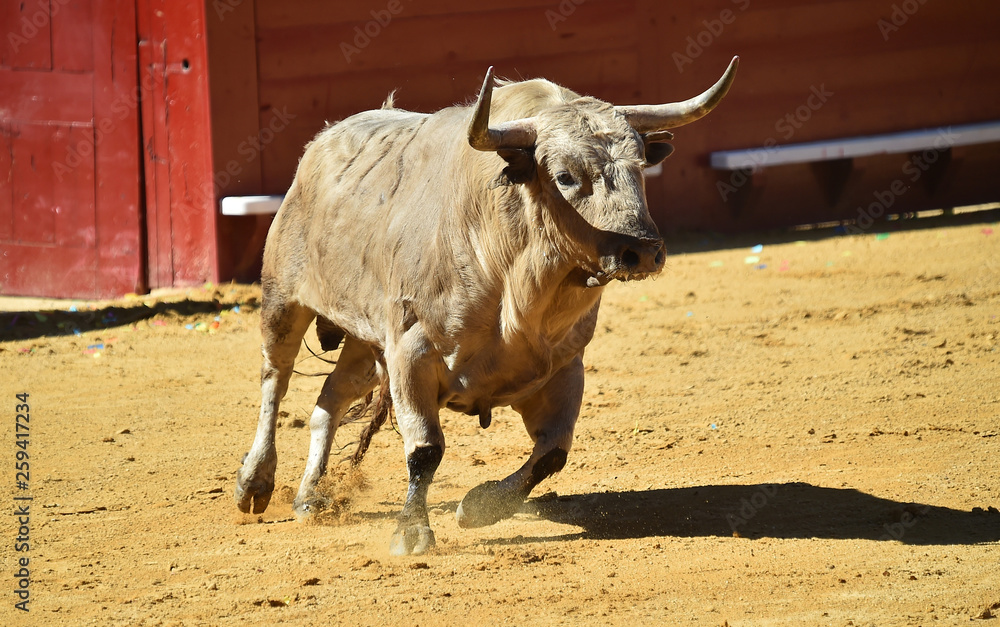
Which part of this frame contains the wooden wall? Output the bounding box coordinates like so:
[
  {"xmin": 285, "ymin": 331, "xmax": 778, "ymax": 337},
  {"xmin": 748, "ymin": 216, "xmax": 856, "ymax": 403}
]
[
  {"xmin": 0, "ymin": 0, "xmax": 144, "ymax": 299},
  {"xmin": 207, "ymin": 0, "xmax": 1000, "ymax": 281}
]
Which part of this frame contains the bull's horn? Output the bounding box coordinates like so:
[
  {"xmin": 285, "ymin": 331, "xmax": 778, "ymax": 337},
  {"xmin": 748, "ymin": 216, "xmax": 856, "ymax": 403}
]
[
  {"xmin": 468, "ymin": 66, "xmax": 537, "ymax": 152},
  {"xmin": 617, "ymin": 56, "xmax": 739, "ymax": 133}
]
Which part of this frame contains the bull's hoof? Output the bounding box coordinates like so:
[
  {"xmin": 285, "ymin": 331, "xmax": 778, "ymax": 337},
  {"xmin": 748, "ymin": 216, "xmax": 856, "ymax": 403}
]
[
  {"xmin": 234, "ymin": 476, "xmax": 273, "ymax": 514},
  {"xmin": 389, "ymin": 524, "xmax": 436, "ymax": 556},
  {"xmin": 235, "ymin": 447, "xmax": 277, "ymax": 514},
  {"xmin": 292, "ymin": 492, "xmax": 329, "ymax": 521},
  {"xmin": 455, "ymin": 480, "xmax": 525, "ymax": 528},
  {"xmin": 234, "ymin": 465, "xmax": 274, "ymax": 514}
]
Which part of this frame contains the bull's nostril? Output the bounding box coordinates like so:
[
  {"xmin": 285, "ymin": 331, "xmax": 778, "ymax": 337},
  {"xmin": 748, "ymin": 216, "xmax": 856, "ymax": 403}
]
[
  {"xmin": 654, "ymin": 248, "xmax": 665, "ymax": 266},
  {"xmin": 621, "ymin": 249, "xmax": 640, "ymax": 269}
]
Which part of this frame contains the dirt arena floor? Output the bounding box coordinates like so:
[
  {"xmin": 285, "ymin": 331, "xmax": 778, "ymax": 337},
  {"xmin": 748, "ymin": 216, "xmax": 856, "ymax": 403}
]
[{"xmin": 2, "ymin": 214, "xmax": 999, "ymax": 626}]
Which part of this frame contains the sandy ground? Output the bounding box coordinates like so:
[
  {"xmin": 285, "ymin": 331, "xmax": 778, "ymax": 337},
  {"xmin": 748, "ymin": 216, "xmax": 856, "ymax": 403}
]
[{"xmin": 2, "ymin": 215, "xmax": 999, "ymax": 626}]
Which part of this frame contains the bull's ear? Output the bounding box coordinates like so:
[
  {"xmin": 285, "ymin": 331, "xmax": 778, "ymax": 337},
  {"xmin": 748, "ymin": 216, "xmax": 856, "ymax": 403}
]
[
  {"xmin": 496, "ymin": 148, "xmax": 536, "ymax": 185},
  {"xmin": 643, "ymin": 130, "xmax": 674, "ymax": 166}
]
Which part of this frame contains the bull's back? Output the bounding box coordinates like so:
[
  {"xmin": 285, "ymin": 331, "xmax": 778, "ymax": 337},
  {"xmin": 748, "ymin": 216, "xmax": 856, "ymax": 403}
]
[{"xmin": 264, "ymin": 106, "xmax": 470, "ymax": 345}]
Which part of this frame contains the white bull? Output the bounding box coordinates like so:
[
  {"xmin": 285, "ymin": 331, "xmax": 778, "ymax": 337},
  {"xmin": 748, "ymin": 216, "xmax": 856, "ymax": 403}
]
[{"xmin": 235, "ymin": 58, "xmax": 739, "ymax": 555}]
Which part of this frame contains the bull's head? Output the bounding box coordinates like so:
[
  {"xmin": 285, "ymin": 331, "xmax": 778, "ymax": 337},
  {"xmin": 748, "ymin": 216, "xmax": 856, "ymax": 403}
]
[{"xmin": 468, "ymin": 57, "xmax": 739, "ymax": 286}]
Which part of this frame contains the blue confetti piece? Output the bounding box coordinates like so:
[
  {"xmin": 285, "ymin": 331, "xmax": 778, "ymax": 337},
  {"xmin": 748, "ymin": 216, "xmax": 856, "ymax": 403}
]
[
  {"xmin": 233, "ymin": 305, "xmax": 241, "ymax": 314},
  {"xmin": 87, "ymin": 343, "xmax": 105, "ymax": 350},
  {"xmin": 756, "ymin": 264, "xmax": 767, "ymax": 270},
  {"xmin": 751, "ymin": 244, "xmax": 763, "ymax": 253},
  {"xmin": 69, "ymin": 305, "xmax": 78, "ymax": 312},
  {"xmin": 710, "ymin": 423, "xmax": 717, "ymax": 430},
  {"xmin": 686, "ymin": 311, "xmax": 694, "ymax": 317},
  {"xmin": 185, "ymin": 324, "xmax": 194, "ymax": 330}
]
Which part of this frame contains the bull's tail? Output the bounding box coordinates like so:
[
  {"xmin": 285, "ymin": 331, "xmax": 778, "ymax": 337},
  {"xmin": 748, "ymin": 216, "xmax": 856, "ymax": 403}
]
[{"xmin": 350, "ymin": 374, "xmax": 393, "ymax": 466}]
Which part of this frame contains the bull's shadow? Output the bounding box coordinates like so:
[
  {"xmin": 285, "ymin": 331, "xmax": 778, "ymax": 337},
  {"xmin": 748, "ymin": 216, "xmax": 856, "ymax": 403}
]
[{"xmin": 503, "ymin": 482, "xmax": 1000, "ymax": 546}]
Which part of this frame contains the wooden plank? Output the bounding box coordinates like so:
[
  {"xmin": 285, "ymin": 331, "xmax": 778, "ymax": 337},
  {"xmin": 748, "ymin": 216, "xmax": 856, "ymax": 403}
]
[
  {"xmin": 92, "ymin": 0, "xmax": 144, "ymax": 297},
  {"xmin": 1, "ymin": 0, "xmax": 52, "ymax": 69},
  {"xmin": 138, "ymin": 0, "xmax": 219, "ymax": 288},
  {"xmin": 11, "ymin": 123, "xmax": 59, "ymax": 245},
  {"xmin": 0, "ymin": 243, "xmax": 97, "ymax": 298},
  {"xmin": 10, "ymin": 123, "xmax": 97, "ymax": 249},
  {"xmin": 53, "ymin": 125, "xmax": 98, "ymax": 248},
  {"xmin": 52, "ymin": 1, "xmax": 95, "ymax": 72},
  {"xmin": 257, "ymin": 0, "xmax": 570, "ymax": 28},
  {"xmin": 257, "ymin": 49, "xmax": 640, "ymax": 122},
  {"xmin": 165, "ymin": 0, "xmax": 218, "ymax": 285},
  {"xmin": 256, "ymin": 2, "xmax": 638, "ymax": 80},
  {"xmin": 206, "ymin": 0, "xmax": 262, "ymax": 197},
  {"xmin": 206, "ymin": 0, "xmax": 265, "ymax": 282},
  {"xmin": 702, "ymin": 43, "xmax": 1000, "ymax": 156},
  {"xmin": 0, "ymin": 69, "xmax": 94, "ymax": 124},
  {"xmin": 137, "ymin": 0, "xmax": 174, "ymax": 289},
  {"xmin": 0, "ymin": 125, "xmax": 11, "ymax": 242}
]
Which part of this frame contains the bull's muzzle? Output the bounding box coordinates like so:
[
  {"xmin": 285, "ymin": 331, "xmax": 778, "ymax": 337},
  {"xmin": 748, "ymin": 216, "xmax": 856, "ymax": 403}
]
[
  {"xmin": 618, "ymin": 237, "xmax": 666, "ymax": 276},
  {"xmin": 591, "ymin": 235, "xmax": 665, "ymax": 285}
]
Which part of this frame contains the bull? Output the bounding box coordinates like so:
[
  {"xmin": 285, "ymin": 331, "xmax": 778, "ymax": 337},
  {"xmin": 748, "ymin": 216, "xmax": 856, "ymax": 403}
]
[{"xmin": 235, "ymin": 58, "xmax": 739, "ymax": 555}]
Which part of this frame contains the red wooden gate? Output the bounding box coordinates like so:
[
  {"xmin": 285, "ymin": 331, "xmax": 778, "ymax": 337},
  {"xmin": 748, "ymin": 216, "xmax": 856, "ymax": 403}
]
[{"xmin": 0, "ymin": 0, "xmax": 143, "ymax": 300}]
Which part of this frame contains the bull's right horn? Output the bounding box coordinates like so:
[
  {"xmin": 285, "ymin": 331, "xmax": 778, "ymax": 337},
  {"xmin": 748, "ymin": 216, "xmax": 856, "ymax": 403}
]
[
  {"xmin": 617, "ymin": 56, "xmax": 739, "ymax": 133},
  {"xmin": 468, "ymin": 66, "xmax": 538, "ymax": 152}
]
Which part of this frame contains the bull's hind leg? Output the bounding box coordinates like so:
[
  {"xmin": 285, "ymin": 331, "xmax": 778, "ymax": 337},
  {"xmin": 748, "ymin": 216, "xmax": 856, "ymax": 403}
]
[
  {"xmin": 455, "ymin": 355, "xmax": 583, "ymax": 528},
  {"xmin": 235, "ymin": 301, "xmax": 315, "ymax": 514},
  {"xmin": 293, "ymin": 336, "xmax": 378, "ymax": 518}
]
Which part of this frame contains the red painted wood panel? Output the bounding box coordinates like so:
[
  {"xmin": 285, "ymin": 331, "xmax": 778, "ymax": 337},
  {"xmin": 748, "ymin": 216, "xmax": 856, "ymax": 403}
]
[
  {"xmin": 257, "ymin": 0, "xmax": 559, "ymax": 27},
  {"xmin": 1, "ymin": 0, "xmax": 52, "ymax": 69},
  {"xmin": 137, "ymin": 0, "xmax": 219, "ymax": 289},
  {"xmin": 0, "ymin": 0, "xmax": 143, "ymax": 299},
  {"xmin": 52, "ymin": 2, "xmax": 96, "ymax": 72},
  {"xmin": 0, "ymin": 126, "xmax": 12, "ymax": 242},
  {"xmin": 92, "ymin": 0, "xmax": 143, "ymax": 296},
  {"xmin": 256, "ymin": 2, "xmax": 639, "ymax": 80},
  {"xmin": 137, "ymin": 2, "xmax": 174, "ymax": 289},
  {"xmin": 0, "ymin": 70, "xmax": 94, "ymax": 124},
  {"xmin": 10, "ymin": 122, "xmax": 97, "ymax": 246}
]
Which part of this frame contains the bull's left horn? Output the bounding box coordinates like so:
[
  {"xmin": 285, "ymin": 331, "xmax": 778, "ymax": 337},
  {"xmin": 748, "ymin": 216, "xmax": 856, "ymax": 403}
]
[
  {"xmin": 468, "ymin": 66, "xmax": 537, "ymax": 152},
  {"xmin": 617, "ymin": 56, "xmax": 739, "ymax": 133}
]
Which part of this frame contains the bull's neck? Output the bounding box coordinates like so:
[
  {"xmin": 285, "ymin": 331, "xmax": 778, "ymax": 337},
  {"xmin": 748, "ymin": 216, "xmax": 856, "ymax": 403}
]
[{"xmin": 460, "ymin": 182, "xmax": 601, "ymax": 346}]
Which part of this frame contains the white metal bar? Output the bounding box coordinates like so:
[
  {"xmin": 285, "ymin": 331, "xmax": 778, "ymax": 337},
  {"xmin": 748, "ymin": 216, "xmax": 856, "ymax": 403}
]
[
  {"xmin": 220, "ymin": 195, "xmax": 284, "ymax": 215},
  {"xmin": 710, "ymin": 120, "xmax": 1000, "ymax": 170}
]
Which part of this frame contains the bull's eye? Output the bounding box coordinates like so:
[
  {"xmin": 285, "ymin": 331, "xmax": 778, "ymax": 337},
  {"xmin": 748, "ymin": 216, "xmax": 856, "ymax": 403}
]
[{"xmin": 555, "ymin": 171, "xmax": 576, "ymax": 187}]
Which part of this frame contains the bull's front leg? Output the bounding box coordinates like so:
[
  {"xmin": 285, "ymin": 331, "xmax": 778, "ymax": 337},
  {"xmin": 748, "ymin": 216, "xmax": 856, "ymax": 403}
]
[
  {"xmin": 455, "ymin": 355, "xmax": 583, "ymax": 528},
  {"xmin": 386, "ymin": 325, "xmax": 445, "ymax": 556},
  {"xmin": 235, "ymin": 303, "xmax": 315, "ymax": 514}
]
